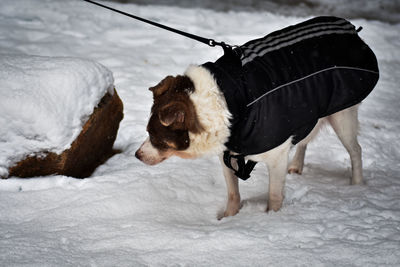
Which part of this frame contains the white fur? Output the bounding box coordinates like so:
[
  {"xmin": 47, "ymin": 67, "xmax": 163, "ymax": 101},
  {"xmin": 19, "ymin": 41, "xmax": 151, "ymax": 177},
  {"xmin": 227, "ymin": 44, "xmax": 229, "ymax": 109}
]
[
  {"xmin": 184, "ymin": 65, "xmax": 232, "ymax": 157},
  {"xmin": 220, "ymin": 105, "xmax": 363, "ymax": 218},
  {"xmin": 219, "ymin": 137, "xmax": 293, "ymax": 219},
  {"xmin": 135, "ymin": 137, "xmax": 164, "ymax": 165}
]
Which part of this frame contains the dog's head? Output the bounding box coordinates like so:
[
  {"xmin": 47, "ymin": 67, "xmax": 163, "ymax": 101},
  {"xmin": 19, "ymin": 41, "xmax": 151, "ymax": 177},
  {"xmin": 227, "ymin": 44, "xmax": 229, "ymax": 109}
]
[{"xmin": 135, "ymin": 75, "xmax": 204, "ymax": 165}]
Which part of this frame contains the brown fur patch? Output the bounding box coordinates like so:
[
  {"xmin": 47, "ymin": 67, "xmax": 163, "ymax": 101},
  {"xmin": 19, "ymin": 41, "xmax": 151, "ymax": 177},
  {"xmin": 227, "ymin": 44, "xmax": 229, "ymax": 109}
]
[{"xmin": 147, "ymin": 75, "xmax": 204, "ymax": 152}]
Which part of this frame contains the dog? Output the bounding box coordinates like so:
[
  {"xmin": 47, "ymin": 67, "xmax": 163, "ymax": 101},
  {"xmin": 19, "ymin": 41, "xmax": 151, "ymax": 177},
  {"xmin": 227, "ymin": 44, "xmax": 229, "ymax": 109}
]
[{"xmin": 135, "ymin": 16, "xmax": 379, "ymax": 219}]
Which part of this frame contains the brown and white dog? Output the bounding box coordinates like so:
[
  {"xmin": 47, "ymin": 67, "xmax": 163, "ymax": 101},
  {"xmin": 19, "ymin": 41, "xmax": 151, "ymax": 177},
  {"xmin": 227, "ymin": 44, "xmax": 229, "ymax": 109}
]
[
  {"xmin": 135, "ymin": 15, "xmax": 380, "ymax": 219},
  {"xmin": 135, "ymin": 65, "xmax": 364, "ymax": 219}
]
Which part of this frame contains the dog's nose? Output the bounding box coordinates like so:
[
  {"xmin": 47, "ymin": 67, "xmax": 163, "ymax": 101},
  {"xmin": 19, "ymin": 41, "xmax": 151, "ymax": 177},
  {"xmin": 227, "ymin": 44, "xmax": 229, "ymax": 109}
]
[{"xmin": 135, "ymin": 150, "xmax": 141, "ymax": 160}]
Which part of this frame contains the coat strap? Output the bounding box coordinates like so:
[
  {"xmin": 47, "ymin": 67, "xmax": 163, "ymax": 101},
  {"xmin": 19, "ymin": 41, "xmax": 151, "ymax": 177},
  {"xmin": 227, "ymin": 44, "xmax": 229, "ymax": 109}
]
[{"xmin": 223, "ymin": 151, "xmax": 257, "ymax": 180}]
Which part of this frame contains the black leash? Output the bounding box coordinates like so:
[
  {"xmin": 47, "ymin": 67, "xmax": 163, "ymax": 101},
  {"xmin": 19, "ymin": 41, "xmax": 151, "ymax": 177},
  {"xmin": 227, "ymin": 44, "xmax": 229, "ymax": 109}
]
[
  {"xmin": 84, "ymin": 0, "xmax": 257, "ymax": 180},
  {"xmin": 83, "ymin": 0, "xmax": 232, "ymax": 49}
]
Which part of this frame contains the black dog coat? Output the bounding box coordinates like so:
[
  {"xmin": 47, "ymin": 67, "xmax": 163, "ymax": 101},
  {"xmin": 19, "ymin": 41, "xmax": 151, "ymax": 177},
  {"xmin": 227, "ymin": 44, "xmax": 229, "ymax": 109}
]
[{"xmin": 203, "ymin": 16, "xmax": 379, "ymax": 156}]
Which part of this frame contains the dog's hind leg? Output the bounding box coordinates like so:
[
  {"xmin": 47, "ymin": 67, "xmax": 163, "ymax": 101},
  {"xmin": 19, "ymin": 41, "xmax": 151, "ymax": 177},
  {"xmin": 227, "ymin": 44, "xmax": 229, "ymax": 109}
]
[
  {"xmin": 288, "ymin": 143, "xmax": 307, "ymax": 174},
  {"xmin": 219, "ymin": 154, "xmax": 241, "ymax": 219},
  {"xmin": 328, "ymin": 105, "xmax": 363, "ymax": 185},
  {"xmin": 288, "ymin": 120, "xmax": 324, "ymax": 174}
]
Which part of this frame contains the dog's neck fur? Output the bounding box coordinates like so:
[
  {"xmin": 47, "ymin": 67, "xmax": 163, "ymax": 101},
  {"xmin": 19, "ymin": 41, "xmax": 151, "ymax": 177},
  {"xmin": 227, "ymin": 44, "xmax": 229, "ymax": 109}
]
[{"xmin": 184, "ymin": 65, "xmax": 231, "ymax": 157}]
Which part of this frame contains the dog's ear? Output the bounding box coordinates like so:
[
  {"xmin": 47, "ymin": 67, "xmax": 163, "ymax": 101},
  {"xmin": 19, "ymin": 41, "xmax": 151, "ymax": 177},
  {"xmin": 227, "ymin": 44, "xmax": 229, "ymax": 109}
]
[
  {"xmin": 158, "ymin": 102, "xmax": 186, "ymax": 127},
  {"xmin": 149, "ymin": 76, "xmax": 175, "ymax": 97}
]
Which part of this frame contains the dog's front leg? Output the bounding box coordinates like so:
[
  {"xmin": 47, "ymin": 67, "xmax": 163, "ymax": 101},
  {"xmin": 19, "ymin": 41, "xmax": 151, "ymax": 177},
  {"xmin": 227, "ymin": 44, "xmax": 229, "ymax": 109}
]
[
  {"xmin": 266, "ymin": 160, "xmax": 287, "ymax": 212},
  {"xmin": 219, "ymin": 154, "xmax": 240, "ymax": 219},
  {"xmin": 263, "ymin": 139, "xmax": 291, "ymax": 212}
]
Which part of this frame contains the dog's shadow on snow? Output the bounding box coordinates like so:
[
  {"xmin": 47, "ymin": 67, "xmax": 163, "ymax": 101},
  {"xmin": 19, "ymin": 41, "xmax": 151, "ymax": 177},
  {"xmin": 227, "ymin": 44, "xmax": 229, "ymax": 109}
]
[
  {"xmin": 240, "ymin": 195, "xmax": 270, "ymax": 215},
  {"xmin": 295, "ymin": 163, "xmax": 352, "ymax": 185},
  {"xmin": 216, "ymin": 164, "xmax": 355, "ymax": 219}
]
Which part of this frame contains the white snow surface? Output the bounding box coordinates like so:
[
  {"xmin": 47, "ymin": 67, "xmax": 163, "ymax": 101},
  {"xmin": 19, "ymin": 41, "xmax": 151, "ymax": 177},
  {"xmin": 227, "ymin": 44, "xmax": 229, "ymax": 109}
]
[
  {"xmin": 1, "ymin": 0, "xmax": 399, "ymax": 266},
  {"xmin": 121, "ymin": 0, "xmax": 400, "ymax": 24},
  {"xmin": 0, "ymin": 55, "xmax": 114, "ymax": 177}
]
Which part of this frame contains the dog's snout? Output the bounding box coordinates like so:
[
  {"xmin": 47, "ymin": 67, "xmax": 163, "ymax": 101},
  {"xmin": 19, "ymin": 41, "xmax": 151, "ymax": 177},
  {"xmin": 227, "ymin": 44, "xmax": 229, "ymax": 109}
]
[{"xmin": 135, "ymin": 149, "xmax": 142, "ymax": 160}]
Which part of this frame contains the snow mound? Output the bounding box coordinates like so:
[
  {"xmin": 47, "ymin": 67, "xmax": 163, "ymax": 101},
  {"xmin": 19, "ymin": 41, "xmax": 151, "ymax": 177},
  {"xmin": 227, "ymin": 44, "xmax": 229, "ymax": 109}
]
[{"xmin": 0, "ymin": 54, "xmax": 114, "ymax": 177}]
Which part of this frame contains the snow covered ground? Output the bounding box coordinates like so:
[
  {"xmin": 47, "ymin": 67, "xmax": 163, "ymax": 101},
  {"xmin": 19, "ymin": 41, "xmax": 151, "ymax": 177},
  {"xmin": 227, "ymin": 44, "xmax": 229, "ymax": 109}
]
[
  {"xmin": 116, "ymin": 0, "xmax": 400, "ymax": 24},
  {"xmin": 1, "ymin": 0, "xmax": 399, "ymax": 266}
]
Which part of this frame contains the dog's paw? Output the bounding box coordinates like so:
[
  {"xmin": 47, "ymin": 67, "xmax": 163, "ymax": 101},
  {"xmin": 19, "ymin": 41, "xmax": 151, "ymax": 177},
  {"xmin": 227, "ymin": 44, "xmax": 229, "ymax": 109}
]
[
  {"xmin": 266, "ymin": 195, "xmax": 283, "ymax": 212},
  {"xmin": 351, "ymin": 177, "xmax": 364, "ymax": 185},
  {"xmin": 288, "ymin": 166, "xmax": 302, "ymax": 174},
  {"xmin": 217, "ymin": 208, "xmax": 240, "ymax": 220},
  {"xmin": 266, "ymin": 203, "xmax": 282, "ymax": 213}
]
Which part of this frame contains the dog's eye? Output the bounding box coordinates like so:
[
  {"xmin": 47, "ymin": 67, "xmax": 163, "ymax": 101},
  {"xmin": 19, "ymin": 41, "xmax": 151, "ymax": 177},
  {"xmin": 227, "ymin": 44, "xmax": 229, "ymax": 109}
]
[
  {"xmin": 149, "ymin": 134, "xmax": 170, "ymax": 150},
  {"xmin": 158, "ymin": 141, "xmax": 170, "ymax": 150}
]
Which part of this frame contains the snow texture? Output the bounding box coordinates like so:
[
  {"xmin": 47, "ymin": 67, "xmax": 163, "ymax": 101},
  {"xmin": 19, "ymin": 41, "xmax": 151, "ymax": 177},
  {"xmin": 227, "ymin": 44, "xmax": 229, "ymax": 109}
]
[
  {"xmin": 0, "ymin": 55, "xmax": 114, "ymax": 177},
  {"xmin": 0, "ymin": 0, "xmax": 399, "ymax": 266},
  {"xmin": 119, "ymin": 0, "xmax": 400, "ymax": 24}
]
